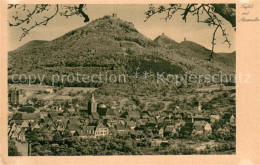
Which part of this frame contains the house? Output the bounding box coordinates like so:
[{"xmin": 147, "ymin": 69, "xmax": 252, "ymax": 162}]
[
  {"xmin": 210, "ymin": 115, "xmax": 220, "ymax": 123},
  {"xmin": 156, "ymin": 117, "xmax": 164, "ymax": 124},
  {"xmin": 117, "ymin": 119, "xmax": 125, "ymax": 125},
  {"xmin": 106, "ymin": 119, "xmax": 117, "ymax": 127},
  {"xmin": 11, "ymin": 126, "xmax": 21, "ymax": 139},
  {"xmin": 221, "ymin": 126, "xmax": 231, "ymax": 134},
  {"xmin": 128, "ymin": 111, "xmax": 140, "ymax": 119},
  {"xmin": 48, "ymin": 112, "xmax": 59, "ymax": 120},
  {"xmin": 56, "ymin": 125, "xmax": 66, "ymax": 132},
  {"xmin": 126, "ymin": 120, "xmax": 136, "ymax": 130},
  {"xmin": 180, "ymin": 123, "xmax": 193, "ymax": 135},
  {"xmin": 106, "ymin": 108, "xmax": 116, "ymax": 117},
  {"xmin": 39, "ymin": 112, "xmax": 48, "ymax": 119},
  {"xmin": 151, "ymin": 139, "xmax": 163, "ymax": 147},
  {"xmin": 95, "ymin": 123, "xmax": 109, "ymax": 138},
  {"xmin": 67, "ymin": 123, "xmax": 81, "ymax": 134},
  {"xmin": 48, "ymin": 125, "xmax": 56, "ymax": 131},
  {"xmin": 141, "ymin": 113, "xmax": 149, "ymax": 119},
  {"xmin": 14, "ymin": 120, "xmax": 23, "ymax": 125},
  {"xmin": 147, "ymin": 111, "xmax": 158, "ymax": 117},
  {"xmin": 9, "ymin": 122, "xmax": 16, "ymax": 134},
  {"xmin": 183, "ymin": 114, "xmax": 194, "ymax": 123},
  {"xmin": 148, "ymin": 117, "xmax": 156, "ymax": 124},
  {"xmin": 44, "ymin": 118, "xmax": 53, "ymax": 125},
  {"xmin": 164, "ymin": 110, "xmax": 174, "ymax": 117},
  {"xmin": 164, "ymin": 125, "xmax": 178, "ymax": 136},
  {"xmin": 230, "ymin": 114, "xmax": 235, "ymax": 124},
  {"xmin": 108, "ymin": 127, "xmax": 117, "ymax": 135},
  {"xmin": 111, "ymin": 105, "xmax": 117, "ymax": 110},
  {"xmin": 136, "ymin": 119, "xmax": 145, "ymax": 128},
  {"xmin": 59, "ymin": 118, "xmax": 69, "ymax": 125},
  {"xmin": 32, "ymin": 123, "xmax": 41, "ymax": 131},
  {"xmin": 164, "ymin": 116, "xmax": 173, "ymax": 123},
  {"xmin": 193, "ymin": 115, "xmax": 210, "ymax": 122},
  {"xmin": 67, "ymin": 118, "xmax": 81, "ymax": 125},
  {"xmin": 158, "ymin": 127, "xmax": 164, "ymax": 138},
  {"xmin": 62, "ymin": 112, "xmax": 70, "ymax": 117},
  {"xmin": 67, "ymin": 107, "xmax": 75, "ymax": 113},
  {"xmin": 17, "ymin": 130, "xmax": 26, "ymax": 141},
  {"xmin": 115, "ymin": 123, "xmax": 127, "ymax": 133},
  {"xmin": 74, "ymin": 130, "xmax": 87, "ymax": 138},
  {"xmin": 193, "ymin": 121, "xmax": 212, "ymax": 134},
  {"xmin": 174, "ymin": 114, "xmax": 182, "ymax": 120},
  {"xmin": 21, "ymin": 120, "xmax": 29, "ymax": 128},
  {"xmin": 139, "ymin": 119, "xmax": 148, "ymax": 125},
  {"xmin": 84, "ymin": 126, "xmax": 96, "ymax": 138},
  {"xmin": 22, "ymin": 113, "xmax": 39, "ymax": 122},
  {"xmin": 11, "ymin": 131, "xmax": 19, "ymax": 139}
]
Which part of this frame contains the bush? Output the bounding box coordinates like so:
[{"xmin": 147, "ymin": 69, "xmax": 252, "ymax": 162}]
[{"xmin": 18, "ymin": 106, "xmax": 35, "ymax": 113}]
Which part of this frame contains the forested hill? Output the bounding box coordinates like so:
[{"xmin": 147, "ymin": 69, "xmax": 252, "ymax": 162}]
[{"xmin": 8, "ymin": 14, "xmax": 235, "ymax": 86}]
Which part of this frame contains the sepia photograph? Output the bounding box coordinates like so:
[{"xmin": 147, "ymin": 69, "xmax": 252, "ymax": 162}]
[{"xmin": 6, "ymin": 4, "xmax": 238, "ymax": 156}]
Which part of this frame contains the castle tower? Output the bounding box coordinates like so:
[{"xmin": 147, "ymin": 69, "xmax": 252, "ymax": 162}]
[
  {"xmin": 91, "ymin": 94, "xmax": 97, "ymax": 113},
  {"xmin": 184, "ymin": 37, "xmax": 186, "ymax": 41},
  {"xmin": 112, "ymin": 13, "xmax": 117, "ymax": 18}
]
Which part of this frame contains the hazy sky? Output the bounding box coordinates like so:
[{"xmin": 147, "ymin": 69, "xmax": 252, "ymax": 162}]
[{"xmin": 8, "ymin": 4, "xmax": 236, "ymax": 52}]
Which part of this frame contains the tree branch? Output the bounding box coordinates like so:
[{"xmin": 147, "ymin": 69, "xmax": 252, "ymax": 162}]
[{"xmin": 8, "ymin": 4, "xmax": 90, "ymax": 41}]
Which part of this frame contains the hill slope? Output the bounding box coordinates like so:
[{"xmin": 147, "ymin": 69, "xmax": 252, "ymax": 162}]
[
  {"xmin": 14, "ymin": 40, "xmax": 49, "ymax": 51},
  {"xmin": 8, "ymin": 15, "xmax": 235, "ymax": 86},
  {"xmin": 154, "ymin": 34, "xmax": 180, "ymax": 49}
]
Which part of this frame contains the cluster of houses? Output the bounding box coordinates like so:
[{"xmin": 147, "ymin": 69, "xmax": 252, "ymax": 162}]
[{"xmin": 8, "ymin": 93, "xmax": 236, "ymax": 144}]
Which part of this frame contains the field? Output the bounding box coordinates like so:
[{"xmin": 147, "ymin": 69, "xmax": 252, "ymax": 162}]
[{"xmin": 9, "ymin": 84, "xmax": 97, "ymax": 101}]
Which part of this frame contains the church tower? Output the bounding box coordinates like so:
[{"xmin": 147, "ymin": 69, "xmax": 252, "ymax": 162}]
[{"xmin": 91, "ymin": 94, "xmax": 97, "ymax": 113}]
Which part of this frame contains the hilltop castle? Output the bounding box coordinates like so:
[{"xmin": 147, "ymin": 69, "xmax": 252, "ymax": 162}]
[{"xmin": 112, "ymin": 13, "xmax": 117, "ymax": 18}]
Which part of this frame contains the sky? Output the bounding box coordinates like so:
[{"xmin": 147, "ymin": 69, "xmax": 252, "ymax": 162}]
[{"xmin": 8, "ymin": 4, "xmax": 236, "ymax": 53}]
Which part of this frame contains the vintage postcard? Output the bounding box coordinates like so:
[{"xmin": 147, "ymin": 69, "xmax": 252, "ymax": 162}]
[{"xmin": 0, "ymin": 0, "xmax": 259, "ymax": 164}]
